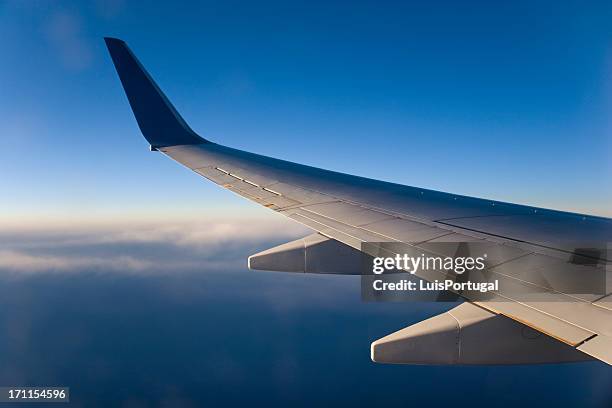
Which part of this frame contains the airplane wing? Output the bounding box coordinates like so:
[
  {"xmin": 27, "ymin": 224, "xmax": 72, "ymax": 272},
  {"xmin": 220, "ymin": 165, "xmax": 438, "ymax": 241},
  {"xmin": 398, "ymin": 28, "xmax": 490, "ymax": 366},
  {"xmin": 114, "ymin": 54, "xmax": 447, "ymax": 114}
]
[{"xmin": 105, "ymin": 37, "xmax": 612, "ymax": 365}]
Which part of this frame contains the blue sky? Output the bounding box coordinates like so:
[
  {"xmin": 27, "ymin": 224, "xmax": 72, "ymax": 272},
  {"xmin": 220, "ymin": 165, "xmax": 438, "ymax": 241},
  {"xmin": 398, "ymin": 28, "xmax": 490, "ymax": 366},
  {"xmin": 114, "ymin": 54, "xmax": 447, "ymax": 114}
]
[{"xmin": 1, "ymin": 0, "xmax": 611, "ymax": 225}]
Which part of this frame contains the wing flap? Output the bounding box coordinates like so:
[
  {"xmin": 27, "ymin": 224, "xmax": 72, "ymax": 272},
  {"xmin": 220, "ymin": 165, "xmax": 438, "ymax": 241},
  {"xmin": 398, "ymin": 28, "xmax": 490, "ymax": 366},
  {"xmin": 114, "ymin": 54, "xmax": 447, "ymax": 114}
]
[
  {"xmin": 287, "ymin": 211, "xmax": 390, "ymax": 248},
  {"xmin": 577, "ymin": 335, "xmax": 612, "ymax": 364},
  {"xmin": 476, "ymin": 300, "xmax": 595, "ymax": 346},
  {"xmin": 359, "ymin": 218, "xmax": 453, "ymax": 243},
  {"xmin": 594, "ymin": 294, "xmax": 612, "ymax": 311},
  {"xmin": 299, "ymin": 202, "xmax": 395, "ymax": 227}
]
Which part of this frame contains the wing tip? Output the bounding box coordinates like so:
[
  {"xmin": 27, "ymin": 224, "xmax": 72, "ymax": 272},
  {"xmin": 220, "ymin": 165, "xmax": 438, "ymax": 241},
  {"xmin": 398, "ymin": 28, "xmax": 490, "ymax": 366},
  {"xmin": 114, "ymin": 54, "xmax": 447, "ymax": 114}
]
[
  {"xmin": 104, "ymin": 36, "xmax": 209, "ymax": 148},
  {"xmin": 104, "ymin": 37, "xmax": 125, "ymax": 46}
]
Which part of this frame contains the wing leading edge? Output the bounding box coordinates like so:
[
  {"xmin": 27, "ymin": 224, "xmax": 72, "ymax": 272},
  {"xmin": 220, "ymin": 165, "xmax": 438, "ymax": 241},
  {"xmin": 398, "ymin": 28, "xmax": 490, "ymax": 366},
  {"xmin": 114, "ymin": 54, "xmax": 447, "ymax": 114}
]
[{"xmin": 105, "ymin": 38, "xmax": 612, "ymax": 365}]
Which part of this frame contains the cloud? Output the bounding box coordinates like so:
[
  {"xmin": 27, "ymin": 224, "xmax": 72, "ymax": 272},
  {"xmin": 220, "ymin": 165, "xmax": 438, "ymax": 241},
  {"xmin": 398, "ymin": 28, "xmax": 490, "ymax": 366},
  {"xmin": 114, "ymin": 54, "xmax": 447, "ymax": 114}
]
[
  {"xmin": 0, "ymin": 217, "xmax": 363, "ymax": 314},
  {"xmin": 0, "ymin": 249, "xmax": 152, "ymax": 273},
  {"xmin": 2, "ymin": 217, "xmax": 309, "ymax": 248},
  {"xmin": 0, "ymin": 218, "xmax": 309, "ymax": 275}
]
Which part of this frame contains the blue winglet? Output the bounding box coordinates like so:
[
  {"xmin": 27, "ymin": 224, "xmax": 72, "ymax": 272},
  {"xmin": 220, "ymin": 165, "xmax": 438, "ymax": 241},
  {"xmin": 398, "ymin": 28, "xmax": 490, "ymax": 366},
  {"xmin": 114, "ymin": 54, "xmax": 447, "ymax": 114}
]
[{"xmin": 104, "ymin": 37, "xmax": 208, "ymax": 149}]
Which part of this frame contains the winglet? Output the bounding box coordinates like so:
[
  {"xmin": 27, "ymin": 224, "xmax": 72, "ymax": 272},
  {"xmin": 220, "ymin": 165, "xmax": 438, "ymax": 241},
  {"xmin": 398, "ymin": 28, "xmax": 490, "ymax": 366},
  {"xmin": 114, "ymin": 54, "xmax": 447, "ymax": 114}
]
[{"xmin": 104, "ymin": 37, "xmax": 208, "ymax": 149}]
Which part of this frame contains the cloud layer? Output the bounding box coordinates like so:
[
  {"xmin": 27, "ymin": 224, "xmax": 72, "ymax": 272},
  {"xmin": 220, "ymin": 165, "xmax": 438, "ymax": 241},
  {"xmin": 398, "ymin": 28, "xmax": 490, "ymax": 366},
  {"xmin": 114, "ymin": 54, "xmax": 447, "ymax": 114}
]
[{"xmin": 0, "ymin": 218, "xmax": 309, "ymax": 275}]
